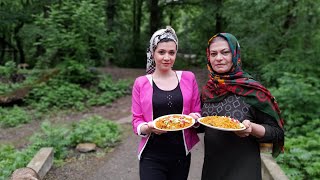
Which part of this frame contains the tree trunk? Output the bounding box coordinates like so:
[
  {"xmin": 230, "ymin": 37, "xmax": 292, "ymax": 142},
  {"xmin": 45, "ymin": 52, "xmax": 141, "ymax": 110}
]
[
  {"xmin": 106, "ymin": 0, "xmax": 116, "ymax": 33},
  {"xmin": 136, "ymin": 0, "xmax": 143, "ymax": 37},
  {"xmin": 131, "ymin": 0, "xmax": 145, "ymax": 67},
  {"xmin": 105, "ymin": 0, "xmax": 117, "ymax": 64},
  {"xmin": 133, "ymin": 0, "xmax": 143, "ymax": 42},
  {"xmin": 0, "ymin": 34, "xmax": 6, "ymax": 64},
  {"xmin": 215, "ymin": 0, "xmax": 223, "ymax": 33},
  {"xmin": 149, "ymin": 0, "xmax": 161, "ymax": 36},
  {"xmin": 283, "ymin": 0, "xmax": 296, "ymax": 30},
  {"xmin": 0, "ymin": 36, "xmax": 18, "ymax": 63},
  {"xmin": 14, "ymin": 22, "xmax": 25, "ymax": 64},
  {"xmin": 275, "ymin": 0, "xmax": 296, "ymax": 54},
  {"xmin": 33, "ymin": 6, "xmax": 50, "ymax": 62}
]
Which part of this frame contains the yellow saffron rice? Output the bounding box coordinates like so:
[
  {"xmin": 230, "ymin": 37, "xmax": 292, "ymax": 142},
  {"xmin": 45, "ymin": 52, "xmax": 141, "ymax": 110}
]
[{"xmin": 200, "ymin": 115, "xmax": 241, "ymax": 129}]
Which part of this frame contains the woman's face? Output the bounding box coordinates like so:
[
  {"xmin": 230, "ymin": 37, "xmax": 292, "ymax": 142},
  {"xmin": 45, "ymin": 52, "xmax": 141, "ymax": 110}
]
[
  {"xmin": 208, "ymin": 39, "xmax": 233, "ymax": 74},
  {"xmin": 153, "ymin": 41, "xmax": 177, "ymax": 72}
]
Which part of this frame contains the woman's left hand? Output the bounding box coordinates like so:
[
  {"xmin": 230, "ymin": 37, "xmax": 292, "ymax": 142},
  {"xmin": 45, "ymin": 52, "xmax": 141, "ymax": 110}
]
[
  {"xmin": 234, "ymin": 120, "xmax": 252, "ymax": 137},
  {"xmin": 188, "ymin": 113, "xmax": 200, "ymax": 120}
]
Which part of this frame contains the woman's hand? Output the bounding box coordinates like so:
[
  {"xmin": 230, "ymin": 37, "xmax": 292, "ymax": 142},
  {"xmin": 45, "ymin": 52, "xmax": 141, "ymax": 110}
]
[
  {"xmin": 188, "ymin": 113, "xmax": 201, "ymax": 128},
  {"xmin": 234, "ymin": 120, "xmax": 252, "ymax": 137},
  {"xmin": 188, "ymin": 113, "xmax": 201, "ymax": 120},
  {"xmin": 141, "ymin": 121, "xmax": 167, "ymax": 135},
  {"xmin": 234, "ymin": 120, "xmax": 266, "ymax": 138}
]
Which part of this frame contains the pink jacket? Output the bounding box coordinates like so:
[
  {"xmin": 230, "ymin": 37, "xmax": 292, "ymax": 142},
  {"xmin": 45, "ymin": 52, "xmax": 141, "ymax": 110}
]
[{"xmin": 131, "ymin": 71, "xmax": 201, "ymax": 159}]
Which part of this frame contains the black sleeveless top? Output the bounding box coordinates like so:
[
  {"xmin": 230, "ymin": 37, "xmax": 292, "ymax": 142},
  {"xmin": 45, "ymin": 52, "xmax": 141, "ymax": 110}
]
[{"xmin": 142, "ymin": 80, "xmax": 185, "ymax": 159}]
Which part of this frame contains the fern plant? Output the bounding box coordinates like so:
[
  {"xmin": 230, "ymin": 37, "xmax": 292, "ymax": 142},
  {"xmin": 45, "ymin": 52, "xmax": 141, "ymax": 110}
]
[
  {"xmin": 69, "ymin": 115, "xmax": 121, "ymax": 148},
  {"xmin": 28, "ymin": 121, "xmax": 71, "ymax": 161},
  {"xmin": 0, "ymin": 106, "xmax": 32, "ymax": 127},
  {"xmin": 277, "ymin": 131, "xmax": 320, "ymax": 180}
]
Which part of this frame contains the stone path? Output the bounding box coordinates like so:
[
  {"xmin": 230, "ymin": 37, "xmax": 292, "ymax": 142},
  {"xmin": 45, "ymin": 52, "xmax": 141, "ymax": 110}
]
[{"xmin": 91, "ymin": 116, "xmax": 204, "ymax": 180}]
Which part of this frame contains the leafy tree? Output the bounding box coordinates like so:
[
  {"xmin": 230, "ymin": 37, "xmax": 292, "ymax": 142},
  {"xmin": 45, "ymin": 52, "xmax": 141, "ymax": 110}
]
[
  {"xmin": 0, "ymin": 0, "xmax": 58, "ymax": 66},
  {"xmin": 33, "ymin": 0, "xmax": 113, "ymax": 67},
  {"xmin": 270, "ymin": 73, "xmax": 320, "ymax": 135}
]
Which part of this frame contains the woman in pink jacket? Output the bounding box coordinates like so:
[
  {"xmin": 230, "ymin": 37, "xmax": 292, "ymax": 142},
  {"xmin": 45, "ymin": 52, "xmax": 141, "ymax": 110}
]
[{"xmin": 131, "ymin": 26, "xmax": 201, "ymax": 180}]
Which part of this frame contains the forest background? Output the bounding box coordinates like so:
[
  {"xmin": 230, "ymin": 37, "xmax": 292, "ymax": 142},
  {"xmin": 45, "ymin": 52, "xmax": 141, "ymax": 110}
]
[{"xmin": 0, "ymin": 0, "xmax": 319, "ymax": 179}]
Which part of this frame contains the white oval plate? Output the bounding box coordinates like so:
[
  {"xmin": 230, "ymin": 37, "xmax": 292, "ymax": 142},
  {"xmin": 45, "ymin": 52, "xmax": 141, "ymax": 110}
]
[{"xmin": 198, "ymin": 117, "xmax": 246, "ymax": 131}]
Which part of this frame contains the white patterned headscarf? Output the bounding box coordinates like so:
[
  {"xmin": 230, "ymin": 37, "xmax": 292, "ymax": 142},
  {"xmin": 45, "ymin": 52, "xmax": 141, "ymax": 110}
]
[{"xmin": 146, "ymin": 26, "xmax": 178, "ymax": 74}]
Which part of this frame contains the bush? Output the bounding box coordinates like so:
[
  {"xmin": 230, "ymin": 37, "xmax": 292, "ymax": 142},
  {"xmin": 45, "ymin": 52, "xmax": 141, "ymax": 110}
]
[
  {"xmin": 69, "ymin": 116, "xmax": 121, "ymax": 148},
  {"xmin": 29, "ymin": 121, "xmax": 71, "ymax": 161},
  {"xmin": 87, "ymin": 76, "xmax": 132, "ymax": 106},
  {"xmin": 269, "ymin": 73, "xmax": 320, "ymax": 136},
  {"xmin": 33, "ymin": 0, "xmax": 112, "ymax": 66},
  {"xmin": 57, "ymin": 60, "xmax": 99, "ymax": 85},
  {"xmin": 26, "ymin": 79, "xmax": 90, "ymax": 111},
  {"xmin": 0, "ymin": 106, "xmax": 32, "ymax": 127},
  {"xmin": 0, "ymin": 145, "xmax": 32, "ymax": 180},
  {"xmin": 270, "ymin": 73, "xmax": 320, "ymax": 179},
  {"xmin": 0, "ymin": 61, "xmax": 17, "ymax": 79},
  {"xmin": 277, "ymin": 131, "xmax": 320, "ymax": 180}
]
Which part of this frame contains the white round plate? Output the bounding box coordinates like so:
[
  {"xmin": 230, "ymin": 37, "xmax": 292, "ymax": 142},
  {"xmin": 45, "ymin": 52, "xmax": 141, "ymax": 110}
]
[{"xmin": 153, "ymin": 114, "xmax": 195, "ymax": 131}]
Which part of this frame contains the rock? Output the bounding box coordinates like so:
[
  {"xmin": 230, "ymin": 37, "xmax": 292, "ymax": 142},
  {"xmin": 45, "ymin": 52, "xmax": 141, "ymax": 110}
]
[
  {"xmin": 76, "ymin": 143, "xmax": 97, "ymax": 153},
  {"xmin": 11, "ymin": 167, "xmax": 40, "ymax": 180}
]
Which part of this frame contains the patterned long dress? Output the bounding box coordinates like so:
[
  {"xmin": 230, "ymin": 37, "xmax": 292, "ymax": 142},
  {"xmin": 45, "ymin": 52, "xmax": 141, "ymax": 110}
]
[{"xmin": 200, "ymin": 94, "xmax": 284, "ymax": 180}]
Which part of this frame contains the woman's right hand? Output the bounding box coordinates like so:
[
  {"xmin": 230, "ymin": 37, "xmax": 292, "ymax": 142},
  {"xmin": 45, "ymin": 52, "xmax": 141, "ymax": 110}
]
[{"xmin": 142, "ymin": 121, "xmax": 167, "ymax": 135}]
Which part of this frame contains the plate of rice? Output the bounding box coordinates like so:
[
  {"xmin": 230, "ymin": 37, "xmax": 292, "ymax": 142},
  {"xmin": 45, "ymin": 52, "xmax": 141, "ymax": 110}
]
[
  {"xmin": 198, "ymin": 115, "xmax": 246, "ymax": 131},
  {"xmin": 153, "ymin": 114, "xmax": 195, "ymax": 131}
]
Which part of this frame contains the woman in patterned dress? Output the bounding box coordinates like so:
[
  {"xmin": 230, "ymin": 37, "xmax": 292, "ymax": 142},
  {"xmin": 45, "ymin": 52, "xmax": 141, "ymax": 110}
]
[{"xmin": 200, "ymin": 33, "xmax": 285, "ymax": 180}]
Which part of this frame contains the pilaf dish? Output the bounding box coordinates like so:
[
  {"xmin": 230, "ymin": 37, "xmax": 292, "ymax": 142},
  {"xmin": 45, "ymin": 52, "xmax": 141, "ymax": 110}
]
[
  {"xmin": 154, "ymin": 114, "xmax": 194, "ymax": 131},
  {"xmin": 199, "ymin": 115, "xmax": 243, "ymax": 129}
]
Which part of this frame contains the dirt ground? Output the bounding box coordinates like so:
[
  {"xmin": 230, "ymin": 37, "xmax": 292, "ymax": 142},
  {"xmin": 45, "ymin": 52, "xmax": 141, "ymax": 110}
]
[{"xmin": 0, "ymin": 66, "xmax": 208, "ymax": 179}]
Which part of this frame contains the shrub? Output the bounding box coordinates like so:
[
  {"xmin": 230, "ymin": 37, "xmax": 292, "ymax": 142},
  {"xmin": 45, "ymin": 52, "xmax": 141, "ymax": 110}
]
[
  {"xmin": 26, "ymin": 79, "xmax": 90, "ymax": 111},
  {"xmin": 269, "ymin": 73, "xmax": 320, "ymax": 136},
  {"xmin": 0, "ymin": 61, "xmax": 17, "ymax": 79},
  {"xmin": 277, "ymin": 130, "xmax": 320, "ymax": 180},
  {"xmin": 0, "ymin": 145, "xmax": 32, "ymax": 180},
  {"xmin": 0, "ymin": 106, "xmax": 32, "ymax": 127},
  {"xmin": 56, "ymin": 60, "xmax": 99, "ymax": 85},
  {"xmin": 29, "ymin": 121, "xmax": 71, "ymax": 161},
  {"xmin": 69, "ymin": 116, "xmax": 121, "ymax": 148},
  {"xmin": 87, "ymin": 76, "xmax": 132, "ymax": 106}
]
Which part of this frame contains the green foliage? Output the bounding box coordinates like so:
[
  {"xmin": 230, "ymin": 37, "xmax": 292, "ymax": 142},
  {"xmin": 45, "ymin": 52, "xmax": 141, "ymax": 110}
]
[
  {"xmin": 0, "ymin": 61, "xmax": 17, "ymax": 78},
  {"xmin": 176, "ymin": 1, "xmax": 217, "ymax": 58},
  {"xmin": 97, "ymin": 76, "xmax": 131, "ymax": 92},
  {"xmin": 261, "ymin": 46, "xmax": 320, "ymax": 86},
  {"xmin": 0, "ymin": 82, "xmax": 23, "ymax": 95},
  {"xmin": 33, "ymin": 0, "xmax": 112, "ymax": 67},
  {"xmin": 277, "ymin": 132, "xmax": 320, "ymax": 180},
  {"xmin": 26, "ymin": 79, "xmax": 90, "ymax": 111},
  {"xmin": 270, "ymin": 72, "xmax": 319, "ymax": 179},
  {"xmin": 0, "ymin": 144, "xmax": 32, "ymax": 180},
  {"xmin": 269, "ymin": 73, "xmax": 320, "ymax": 136},
  {"xmin": 173, "ymin": 56, "xmax": 201, "ymax": 70},
  {"xmin": 87, "ymin": 76, "xmax": 132, "ymax": 106},
  {"xmin": 69, "ymin": 116, "xmax": 121, "ymax": 147},
  {"xmin": 24, "ymin": 72, "xmax": 132, "ymax": 110},
  {"xmin": 0, "ymin": 63, "xmax": 40, "ymax": 95},
  {"xmin": 222, "ymin": 0, "xmax": 320, "ymax": 83},
  {"xmin": 0, "ymin": 106, "xmax": 32, "ymax": 127},
  {"xmin": 56, "ymin": 60, "xmax": 99, "ymax": 85},
  {"xmin": 29, "ymin": 121, "xmax": 71, "ymax": 161}
]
